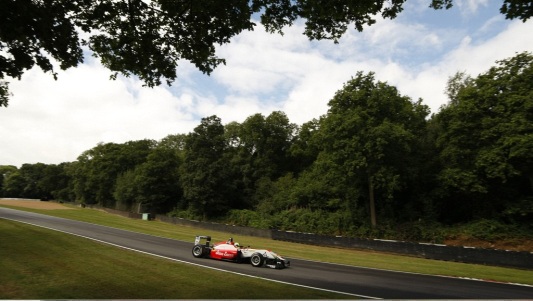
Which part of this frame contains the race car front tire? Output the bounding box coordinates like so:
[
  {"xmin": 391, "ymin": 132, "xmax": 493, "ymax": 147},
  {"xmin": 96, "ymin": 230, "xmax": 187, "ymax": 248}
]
[
  {"xmin": 192, "ymin": 245, "xmax": 205, "ymax": 258},
  {"xmin": 250, "ymin": 253, "xmax": 264, "ymax": 267}
]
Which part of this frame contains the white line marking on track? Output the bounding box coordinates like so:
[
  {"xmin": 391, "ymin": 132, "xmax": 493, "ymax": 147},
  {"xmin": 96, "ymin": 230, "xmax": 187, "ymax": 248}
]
[
  {"xmin": 290, "ymin": 257, "xmax": 533, "ymax": 288},
  {"xmin": 0, "ymin": 216, "xmax": 380, "ymax": 299}
]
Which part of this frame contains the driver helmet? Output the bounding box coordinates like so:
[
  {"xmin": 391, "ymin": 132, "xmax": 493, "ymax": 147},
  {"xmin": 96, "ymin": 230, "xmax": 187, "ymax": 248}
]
[{"xmin": 235, "ymin": 242, "xmax": 240, "ymax": 248}]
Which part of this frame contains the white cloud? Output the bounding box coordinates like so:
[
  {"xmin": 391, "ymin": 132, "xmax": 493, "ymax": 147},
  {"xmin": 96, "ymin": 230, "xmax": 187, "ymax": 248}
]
[
  {"xmin": 213, "ymin": 24, "xmax": 316, "ymax": 96},
  {"xmin": 385, "ymin": 19, "xmax": 533, "ymax": 114},
  {"xmin": 456, "ymin": 0, "xmax": 490, "ymax": 15},
  {"xmin": 0, "ymin": 58, "xmax": 199, "ymax": 166},
  {"xmin": 1, "ymin": 2, "xmax": 532, "ymax": 167}
]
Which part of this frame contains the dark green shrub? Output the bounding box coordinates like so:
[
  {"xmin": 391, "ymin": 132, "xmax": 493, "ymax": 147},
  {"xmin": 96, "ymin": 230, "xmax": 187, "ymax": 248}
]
[
  {"xmin": 454, "ymin": 219, "xmax": 522, "ymax": 241},
  {"xmin": 394, "ymin": 221, "xmax": 446, "ymax": 243},
  {"xmin": 226, "ymin": 209, "xmax": 272, "ymax": 229},
  {"xmin": 168, "ymin": 207, "xmax": 201, "ymax": 220}
]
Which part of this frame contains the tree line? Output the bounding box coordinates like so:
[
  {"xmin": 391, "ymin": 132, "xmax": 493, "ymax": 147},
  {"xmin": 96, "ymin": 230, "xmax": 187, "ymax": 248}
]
[{"xmin": 1, "ymin": 52, "xmax": 532, "ymax": 240}]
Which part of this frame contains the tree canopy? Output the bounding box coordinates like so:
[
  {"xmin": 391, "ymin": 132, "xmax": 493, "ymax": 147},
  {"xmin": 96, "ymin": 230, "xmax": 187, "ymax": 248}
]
[
  {"xmin": 1, "ymin": 52, "xmax": 531, "ymax": 241},
  {"xmin": 317, "ymin": 72, "xmax": 429, "ymax": 227},
  {"xmin": 1, "ymin": 0, "xmax": 532, "ymax": 107},
  {"xmin": 434, "ymin": 52, "xmax": 533, "ymax": 222}
]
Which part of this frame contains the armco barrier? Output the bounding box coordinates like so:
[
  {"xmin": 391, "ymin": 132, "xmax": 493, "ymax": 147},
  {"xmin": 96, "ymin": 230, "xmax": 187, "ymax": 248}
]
[
  {"xmin": 154, "ymin": 215, "xmax": 532, "ymax": 270},
  {"xmin": 82, "ymin": 206, "xmax": 532, "ymax": 270},
  {"xmin": 271, "ymin": 231, "xmax": 533, "ymax": 270}
]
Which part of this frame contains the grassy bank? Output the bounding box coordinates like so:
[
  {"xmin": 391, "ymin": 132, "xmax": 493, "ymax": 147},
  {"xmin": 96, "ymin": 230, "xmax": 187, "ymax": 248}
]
[
  {"xmin": 1, "ymin": 202, "xmax": 533, "ymax": 286},
  {"xmin": 0, "ymin": 219, "xmax": 351, "ymax": 299}
]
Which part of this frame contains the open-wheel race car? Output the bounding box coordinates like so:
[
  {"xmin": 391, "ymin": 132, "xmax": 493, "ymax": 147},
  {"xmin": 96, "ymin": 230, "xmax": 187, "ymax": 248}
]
[{"xmin": 191, "ymin": 235, "xmax": 290, "ymax": 269}]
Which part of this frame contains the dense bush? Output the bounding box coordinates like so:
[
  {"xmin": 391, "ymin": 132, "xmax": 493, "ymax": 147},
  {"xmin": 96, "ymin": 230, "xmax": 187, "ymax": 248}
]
[
  {"xmin": 448, "ymin": 219, "xmax": 533, "ymax": 242},
  {"xmin": 226, "ymin": 209, "xmax": 271, "ymax": 229},
  {"xmin": 167, "ymin": 207, "xmax": 202, "ymax": 221},
  {"xmin": 226, "ymin": 208, "xmax": 357, "ymax": 235},
  {"xmin": 222, "ymin": 210, "xmax": 531, "ymax": 245}
]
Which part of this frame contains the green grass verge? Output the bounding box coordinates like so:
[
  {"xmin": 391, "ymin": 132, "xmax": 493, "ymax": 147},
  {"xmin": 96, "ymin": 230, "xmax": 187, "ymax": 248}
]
[
  {"xmin": 2, "ymin": 203, "xmax": 533, "ymax": 286},
  {"xmin": 0, "ymin": 219, "xmax": 351, "ymax": 299}
]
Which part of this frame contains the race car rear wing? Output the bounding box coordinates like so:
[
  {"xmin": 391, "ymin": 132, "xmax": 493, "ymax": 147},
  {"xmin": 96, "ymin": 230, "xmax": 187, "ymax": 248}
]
[{"xmin": 194, "ymin": 235, "xmax": 211, "ymax": 247}]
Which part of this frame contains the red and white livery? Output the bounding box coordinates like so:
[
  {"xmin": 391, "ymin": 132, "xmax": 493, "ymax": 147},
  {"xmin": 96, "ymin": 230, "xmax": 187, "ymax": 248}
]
[{"xmin": 191, "ymin": 235, "xmax": 290, "ymax": 269}]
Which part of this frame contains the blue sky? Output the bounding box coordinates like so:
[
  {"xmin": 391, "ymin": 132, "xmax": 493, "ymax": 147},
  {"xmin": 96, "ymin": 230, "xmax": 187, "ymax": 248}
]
[{"xmin": 1, "ymin": 0, "xmax": 532, "ymax": 167}]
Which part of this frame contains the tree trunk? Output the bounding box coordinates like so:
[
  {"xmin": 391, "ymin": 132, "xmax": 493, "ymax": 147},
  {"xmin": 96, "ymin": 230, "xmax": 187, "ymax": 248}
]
[
  {"xmin": 368, "ymin": 176, "xmax": 376, "ymax": 227},
  {"xmin": 529, "ymin": 174, "xmax": 533, "ymax": 194}
]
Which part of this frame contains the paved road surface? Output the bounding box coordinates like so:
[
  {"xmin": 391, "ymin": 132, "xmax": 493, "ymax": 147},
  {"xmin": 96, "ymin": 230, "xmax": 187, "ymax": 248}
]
[{"xmin": 1, "ymin": 207, "xmax": 532, "ymax": 299}]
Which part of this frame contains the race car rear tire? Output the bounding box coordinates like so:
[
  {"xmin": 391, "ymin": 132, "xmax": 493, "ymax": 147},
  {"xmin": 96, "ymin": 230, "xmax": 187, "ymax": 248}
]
[
  {"xmin": 192, "ymin": 245, "xmax": 205, "ymax": 258},
  {"xmin": 250, "ymin": 253, "xmax": 264, "ymax": 267}
]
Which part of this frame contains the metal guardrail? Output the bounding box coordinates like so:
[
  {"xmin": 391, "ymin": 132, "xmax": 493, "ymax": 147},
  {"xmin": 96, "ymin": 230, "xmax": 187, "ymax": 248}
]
[
  {"xmin": 73, "ymin": 204, "xmax": 533, "ymax": 270},
  {"xmin": 270, "ymin": 231, "xmax": 533, "ymax": 270},
  {"xmin": 155, "ymin": 214, "xmax": 533, "ymax": 270}
]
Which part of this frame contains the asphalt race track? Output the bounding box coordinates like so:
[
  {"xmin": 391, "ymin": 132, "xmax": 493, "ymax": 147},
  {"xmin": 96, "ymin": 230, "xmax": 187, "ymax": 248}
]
[{"xmin": 2, "ymin": 207, "xmax": 533, "ymax": 299}]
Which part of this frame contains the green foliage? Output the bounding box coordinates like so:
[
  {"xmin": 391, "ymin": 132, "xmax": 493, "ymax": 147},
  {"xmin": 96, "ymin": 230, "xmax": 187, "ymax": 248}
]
[
  {"xmin": 113, "ymin": 169, "xmax": 138, "ymax": 210},
  {"xmin": 221, "ymin": 112, "xmax": 298, "ymax": 210},
  {"xmin": 502, "ymin": 197, "xmax": 533, "ymax": 224},
  {"xmin": 158, "ymin": 134, "xmax": 187, "ymax": 158},
  {"xmin": 464, "ymin": 219, "xmax": 513, "ymax": 241},
  {"xmin": 181, "ymin": 116, "xmax": 234, "ymax": 219},
  {"xmin": 1, "ymin": 0, "xmax": 84, "ymax": 103},
  {"xmin": 393, "ymin": 221, "xmax": 446, "ymax": 243},
  {"xmin": 227, "ymin": 208, "xmax": 356, "ymax": 236},
  {"xmin": 167, "ymin": 207, "xmax": 201, "ymax": 221},
  {"xmin": 0, "ymin": 81, "xmax": 9, "ymax": 107},
  {"xmin": 0, "ymin": 163, "xmax": 70, "ymax": 200},
  {"xmin": 1, "ymin": 169, "xmax": 24, "ymax": 197},
  {"xmin": 449, "ymin": 219, "xmax": 532, "ymax": 242},
  {"xmin": 318, "ymin": 71, "xmax": 430, "ymax": 226},
  {"xmin": 0, "ymin": 165, "xmax": 18, "ymax": 196},
  {"xmin": 110, "ymin": 142, "xmax": 183, "ymax": 213},
  {"xmin": 289, "ymin": 118, "xmax": 321, "ymax": 173},
  {"xmin": 70, "ymin": 140, "xmax": 155, "ymax": 206},
  {"xmin": 288, "ymin": 166, "xmax": 347, "ymax": 211},
  {"xmin": 2, "ymin": 52, "xmax": 532, "ymax": 244},
  {"xmin": 226, "ymin": 209, "xmax": 272, "ymax": 229},
  {"xmin": 134, "ymin": 147, "xmax": 183, "ymax": 213},
  {"xmin": 435, "ymin": 51, "xmax": 533, "ymax": 223},
  {"xmin": 499, "ymin": 0, "xmax": 533, "ymax": 21}
]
